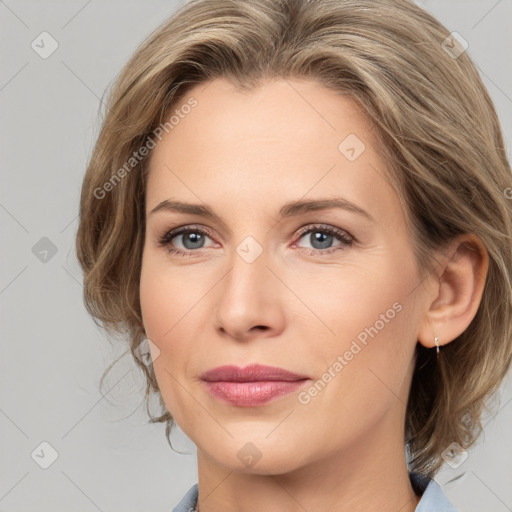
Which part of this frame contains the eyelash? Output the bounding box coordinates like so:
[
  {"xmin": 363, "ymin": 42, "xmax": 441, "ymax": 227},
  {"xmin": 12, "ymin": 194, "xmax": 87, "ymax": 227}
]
[{"xmin": 157, "ymin": 223, "xmax": 354, "ymax": 257}]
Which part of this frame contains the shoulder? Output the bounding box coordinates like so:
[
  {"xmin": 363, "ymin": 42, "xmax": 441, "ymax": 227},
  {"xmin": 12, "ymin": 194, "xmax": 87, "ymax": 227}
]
[{"xmin": 171, "ymin": 483, "xmax": 198, "ymax": 512}]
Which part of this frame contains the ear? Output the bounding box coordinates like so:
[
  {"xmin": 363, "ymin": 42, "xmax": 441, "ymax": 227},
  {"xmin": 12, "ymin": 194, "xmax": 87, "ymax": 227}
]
[{"xmin": 417, "ymin": 234, "xmax": 489, "ymax": 350}]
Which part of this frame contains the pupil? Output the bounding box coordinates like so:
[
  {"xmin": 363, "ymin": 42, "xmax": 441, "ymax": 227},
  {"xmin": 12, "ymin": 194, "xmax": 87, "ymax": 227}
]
[
  {"xmin": 184, "ymin": 232, "xmax": 203, "ymax": 249},
  {"xmin": 311, "ymin": 231, "xmax": 332, "ymax": 249}
]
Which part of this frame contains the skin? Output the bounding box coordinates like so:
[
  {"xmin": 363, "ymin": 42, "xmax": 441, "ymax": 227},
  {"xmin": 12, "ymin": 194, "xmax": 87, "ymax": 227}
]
[{"xmin": 139, "ymin": 77, "xmax": 488, "ymax": 512}]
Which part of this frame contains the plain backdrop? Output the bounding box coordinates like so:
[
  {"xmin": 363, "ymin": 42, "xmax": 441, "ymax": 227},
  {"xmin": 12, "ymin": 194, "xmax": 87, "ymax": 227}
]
[{"xmin": 1, "ymin": 1, "xmax": 511, "ymax": 511}]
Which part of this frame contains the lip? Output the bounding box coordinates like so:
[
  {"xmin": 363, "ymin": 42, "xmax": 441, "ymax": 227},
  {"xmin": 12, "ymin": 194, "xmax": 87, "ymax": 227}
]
[
  {"xmin": 201, "ymin": 364, "xmax": 310, "ymax": 407},
  {"xmin": 201, "ymin": 363, "xmax": 308, "ymax": 382}
]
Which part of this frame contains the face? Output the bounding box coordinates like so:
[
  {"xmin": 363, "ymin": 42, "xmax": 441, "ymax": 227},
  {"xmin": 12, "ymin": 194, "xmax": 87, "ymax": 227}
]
[{"xmin": 140, "ymin": 77, "xmax": 433, "ymax": 475}]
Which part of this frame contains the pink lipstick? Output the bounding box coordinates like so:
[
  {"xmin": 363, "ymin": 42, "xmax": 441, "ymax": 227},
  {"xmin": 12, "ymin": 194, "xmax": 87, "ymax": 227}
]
[{"xmin": 201, "ymin": 363, "xmax": 310, "ymax": 407}]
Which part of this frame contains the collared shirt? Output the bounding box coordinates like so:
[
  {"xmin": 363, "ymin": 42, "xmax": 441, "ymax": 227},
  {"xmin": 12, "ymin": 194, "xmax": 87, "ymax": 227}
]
[{"xmin": 171, "ymin": 474, "xmax": 459, "ymax": 511}]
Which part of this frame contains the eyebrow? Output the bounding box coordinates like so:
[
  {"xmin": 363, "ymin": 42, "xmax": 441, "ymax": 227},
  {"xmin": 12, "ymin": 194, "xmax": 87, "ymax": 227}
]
[{"xmin": 149, "ymin": 197, "xmax": 374, "ymax": 225}]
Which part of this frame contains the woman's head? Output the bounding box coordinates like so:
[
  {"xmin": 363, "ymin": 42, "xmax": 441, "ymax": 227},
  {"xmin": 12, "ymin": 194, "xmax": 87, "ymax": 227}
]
[{"xmin": 75, "ymin": 0, "xmax": 512, "ymax": 479}]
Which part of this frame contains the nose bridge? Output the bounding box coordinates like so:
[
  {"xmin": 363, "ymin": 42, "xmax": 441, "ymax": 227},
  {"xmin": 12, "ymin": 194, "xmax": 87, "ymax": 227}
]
[
  {"xmin": 223, "ymin": 233, "xmax": 270, "ymax": 306},
  {"xmin": 214, "ymin": 232, "xmax": 282, "ymax": 338}
]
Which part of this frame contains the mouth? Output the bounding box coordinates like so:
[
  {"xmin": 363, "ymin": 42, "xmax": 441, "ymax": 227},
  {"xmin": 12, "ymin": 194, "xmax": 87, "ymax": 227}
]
[{"xmin": 200, "ymin": 364, "xmax": 310, "ymax": 407}]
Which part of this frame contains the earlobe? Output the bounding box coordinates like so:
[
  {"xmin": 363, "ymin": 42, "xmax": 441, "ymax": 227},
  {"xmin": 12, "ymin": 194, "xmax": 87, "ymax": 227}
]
[{"xmin": 417, "ymin": 234, "xmax": 489, "ymax": 350}]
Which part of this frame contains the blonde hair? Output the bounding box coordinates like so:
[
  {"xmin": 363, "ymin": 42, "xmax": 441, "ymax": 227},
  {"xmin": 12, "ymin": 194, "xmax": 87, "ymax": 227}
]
[{"xmin": 75, "ymin": 0, "xmax": 512, "ymax": 478}]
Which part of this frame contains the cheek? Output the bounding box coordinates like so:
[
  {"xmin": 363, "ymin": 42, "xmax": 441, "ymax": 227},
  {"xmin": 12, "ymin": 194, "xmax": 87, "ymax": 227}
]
[
  {"xmin": 298, "ymin": 255, "xmax": 413, "ymax": 347},
  {"xmin": 139, "ymin": 253, "xmax": 214, "ymax": 415},
  {"xmin": 297, "ymin": 300, "xmax": 417, "ymax": 450},
  {"xmin": 139, "ymin": 256, "xmax": 188, "ymax": 382},
  {"xmin": 139, "ymin": 247, "xmax": 205, "ymax": 338},
  {"xmin": 303, "ymin": 249, "xmax": 419, "ymax": 391},
  {"xmin": 139, "ymin": 273, "xmax": 188, "ymax": 423},
  {"xmin": 140, "ymin": 258, "xmax": 170, "ymax": 343}
]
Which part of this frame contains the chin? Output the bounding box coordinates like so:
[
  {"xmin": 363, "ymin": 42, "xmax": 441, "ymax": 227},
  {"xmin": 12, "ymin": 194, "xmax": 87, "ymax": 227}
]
[{"xmin": 200, "ymin": 436, "xmax": 307, "ymax": 475}]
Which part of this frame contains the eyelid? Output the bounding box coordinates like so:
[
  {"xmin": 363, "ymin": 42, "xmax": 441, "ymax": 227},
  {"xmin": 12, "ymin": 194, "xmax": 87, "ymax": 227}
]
[
  {"xmin": 157, "ymin": 222, "xmax": 355, "ymax": 255},
  {"xmin": 292, "ymin": 223, "xmax": 354, "ymax": 243},
  {"xmin": 157, "ymin": 223, "xmax": 217, "ymax": 246}
]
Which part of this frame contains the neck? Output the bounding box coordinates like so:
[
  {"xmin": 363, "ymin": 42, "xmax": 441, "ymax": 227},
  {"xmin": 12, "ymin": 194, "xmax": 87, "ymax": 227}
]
[{"xmin": 195, "ymin": 409, "xmax": 421, "ymax": 512}]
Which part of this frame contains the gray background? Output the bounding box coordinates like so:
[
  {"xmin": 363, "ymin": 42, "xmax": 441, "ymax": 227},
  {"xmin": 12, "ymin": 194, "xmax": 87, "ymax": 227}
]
[{"xmin": 1, "ymin": 1, "xmax": 511, "ymax": 511}]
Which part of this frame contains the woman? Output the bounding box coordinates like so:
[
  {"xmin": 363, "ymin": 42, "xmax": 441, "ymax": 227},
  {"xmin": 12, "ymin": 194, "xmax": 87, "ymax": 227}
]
[{"xmin": 75, "ymin": 0, "xmax": 512, "ymax": 510}]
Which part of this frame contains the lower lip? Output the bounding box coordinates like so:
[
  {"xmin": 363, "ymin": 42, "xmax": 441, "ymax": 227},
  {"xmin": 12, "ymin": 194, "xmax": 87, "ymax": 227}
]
[{"xmin": 203, "ymin": 380, "xmax": 308, "ymax": 406}]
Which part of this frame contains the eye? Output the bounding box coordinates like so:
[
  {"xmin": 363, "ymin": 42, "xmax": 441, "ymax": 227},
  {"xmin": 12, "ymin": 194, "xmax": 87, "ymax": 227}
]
[
  {"xmin": 157, "ymin": 223, "xmax": 354, "ymax": 257},
  {"xmin": 157, "ymin": 224, "xmax": 217, "ymax": 256},
  {"xmin": 292, "ymin": 224, "xmax": 354, "ymax": 255}
]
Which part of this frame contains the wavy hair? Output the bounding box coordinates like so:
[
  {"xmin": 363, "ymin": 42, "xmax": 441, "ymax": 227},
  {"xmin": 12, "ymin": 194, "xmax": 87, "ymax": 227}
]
[{"xmin": 75, "ymin": 0, "xmax": 512, "ymax": 478}]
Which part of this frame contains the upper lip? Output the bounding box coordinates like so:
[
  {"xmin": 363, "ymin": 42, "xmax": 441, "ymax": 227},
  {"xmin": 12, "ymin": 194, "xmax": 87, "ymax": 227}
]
[{"xmin": 201, "ymin": 364, "xmax": 309, "ymax": 382}]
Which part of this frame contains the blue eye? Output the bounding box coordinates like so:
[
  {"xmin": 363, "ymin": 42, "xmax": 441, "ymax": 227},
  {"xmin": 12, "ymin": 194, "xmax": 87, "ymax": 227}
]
[
  {"xmin": 158, "ymin": 223, "xmax": 354, "ymax": 257},
  {"xmin": 293, "ymin": 224, "xmax": 354, "ymax": 255},
  {"xmin": 158, "ymin": 225, "xmax": 216, "ymax": 256}
]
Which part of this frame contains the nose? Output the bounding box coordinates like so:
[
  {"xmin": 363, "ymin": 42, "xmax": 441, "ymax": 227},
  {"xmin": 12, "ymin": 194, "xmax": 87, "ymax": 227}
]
[{"xmin": 213, "ymin": 240, "xmax": 286, "ymax": 343}]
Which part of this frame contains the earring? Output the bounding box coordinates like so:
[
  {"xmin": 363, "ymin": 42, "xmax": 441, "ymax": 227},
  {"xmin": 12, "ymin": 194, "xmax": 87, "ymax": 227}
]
[{"xmin": 434, "ymin": 336, "xmax": 440, "ymax": 356}]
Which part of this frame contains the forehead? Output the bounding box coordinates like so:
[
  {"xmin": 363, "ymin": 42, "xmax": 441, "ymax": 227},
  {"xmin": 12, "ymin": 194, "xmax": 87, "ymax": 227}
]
[
  {"xmin": 145, "ymin": 77, "xmax": 403, "ymax": 224},
  {"xmin": 154, "ymin": 76, "xmax": 376, "ymax": 154}
]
